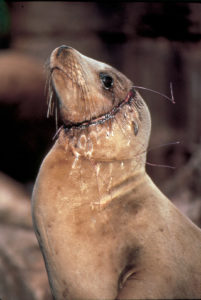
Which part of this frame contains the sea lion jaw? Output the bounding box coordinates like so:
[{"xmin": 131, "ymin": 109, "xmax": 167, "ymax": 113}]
[{"xmin": 49, "ymin": 46, "xmax": 151, "ymax": 162}]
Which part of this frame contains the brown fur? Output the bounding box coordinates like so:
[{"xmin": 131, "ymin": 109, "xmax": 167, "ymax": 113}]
[{"xmin": 32, "ymin": 46, "xmax": 201, "ymax": 299}]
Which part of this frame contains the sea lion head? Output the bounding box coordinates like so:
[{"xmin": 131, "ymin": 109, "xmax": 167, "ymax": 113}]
[{"xmin": 49, "ymin": 45, "xmax": 151, "ymax": 165}]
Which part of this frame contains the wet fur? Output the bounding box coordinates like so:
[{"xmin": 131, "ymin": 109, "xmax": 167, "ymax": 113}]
[{"xmin": 32, "ymin": 46, "xmax": 201, "ymax": 300}]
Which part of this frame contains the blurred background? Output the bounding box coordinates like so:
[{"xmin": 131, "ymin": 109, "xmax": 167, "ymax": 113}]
[{"xmin": 0, "ymin": 2, "xmax": 201, "ymax": 299}]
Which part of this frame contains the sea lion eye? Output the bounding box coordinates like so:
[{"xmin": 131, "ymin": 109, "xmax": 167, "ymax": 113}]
[{"xmin": 100, "ymin": 73, "xmax": 114, "ymax": 90}]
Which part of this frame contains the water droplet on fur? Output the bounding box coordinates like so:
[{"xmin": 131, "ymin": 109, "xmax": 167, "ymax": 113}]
[
  {"xmin": 72, "ymin": 151, "xmax": 80, "ymax": 169},
  {"xmin": 78, "ymin": 134, "xmax": 87, "ymax": 150},
  {"xmin": 106, "ymin": 130, "xmax": 110, "ymax": 139},
  {"xmin": 86, "ymin": 143, "xmax": 94, "ymax": 158},
  {"xmin": 95, "ymin": 163, "xmax": 100, "ymax": 176}
]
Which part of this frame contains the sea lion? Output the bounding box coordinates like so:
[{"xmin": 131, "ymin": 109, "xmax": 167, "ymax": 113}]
[{"xmin": 32, "ymin": 45, "xmax": 201, "ymax": 300}]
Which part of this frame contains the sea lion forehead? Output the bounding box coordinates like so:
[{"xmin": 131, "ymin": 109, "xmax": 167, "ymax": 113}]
[{"xmin": 78, "ymin": 52, "xmax": 109, "ymax": 73}]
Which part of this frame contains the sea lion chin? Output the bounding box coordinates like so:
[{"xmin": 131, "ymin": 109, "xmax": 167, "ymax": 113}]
[{"xmin": 32, "ymin": 46, "xmax": 201, "ymax": 300}]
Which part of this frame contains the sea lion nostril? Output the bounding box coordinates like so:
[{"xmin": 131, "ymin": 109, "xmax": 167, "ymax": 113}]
[{"xmin": 56, "ymin": 45, "xmax": 72, "ymax": 58}]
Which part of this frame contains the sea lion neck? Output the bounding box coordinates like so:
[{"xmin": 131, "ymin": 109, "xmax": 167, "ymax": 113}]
[{"xmin": 44, "ymin": 136, "xmax": 147, "ymax": 209}]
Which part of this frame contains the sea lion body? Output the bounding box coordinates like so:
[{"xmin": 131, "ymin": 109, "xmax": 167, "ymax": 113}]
[{"xmin": 32, "ymin": 46, "xmax": 201, "ymax": 299}]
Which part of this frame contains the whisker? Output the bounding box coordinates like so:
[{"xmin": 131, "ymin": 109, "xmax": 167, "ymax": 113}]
[
  {"xmin": 52, "ymin": 125, "xmax": 63, "ymax": 141},
  {"xmin": 146, "ymin": 162, "xmax": 176, "ymax": 169},
  {"xmin": 44, "ymin": 59, "xmax": 51, "ymax": 96},
  {"xmin": 144, "ymin": 140, "xmax": 180, "ymax": 169},
  {"xmin": 170, "ymin": 82, "xmax": 174, "ymax": 103},
  {"xmin": 133, "ymin": 84, "xmax": 175, "ymax": 104},
  {"xmin": 131, "ymin": 141, "xmax": 180, "ymax": 170},
  {"xmin": 55, "ymin": 100, "xmax": 58, "ymax": 131},
  {"xmin": 147, "ymin": 141, "xmax": 180, "ymax": 154},
  {"xmin": 47, "ymin": 90, "xmax": 53, "ymax": 118}
]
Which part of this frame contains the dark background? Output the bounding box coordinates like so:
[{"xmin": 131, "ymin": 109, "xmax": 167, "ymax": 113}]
[{"xmin": 0, "ymin": 2, "xmax": 201, "ymax": 299}]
